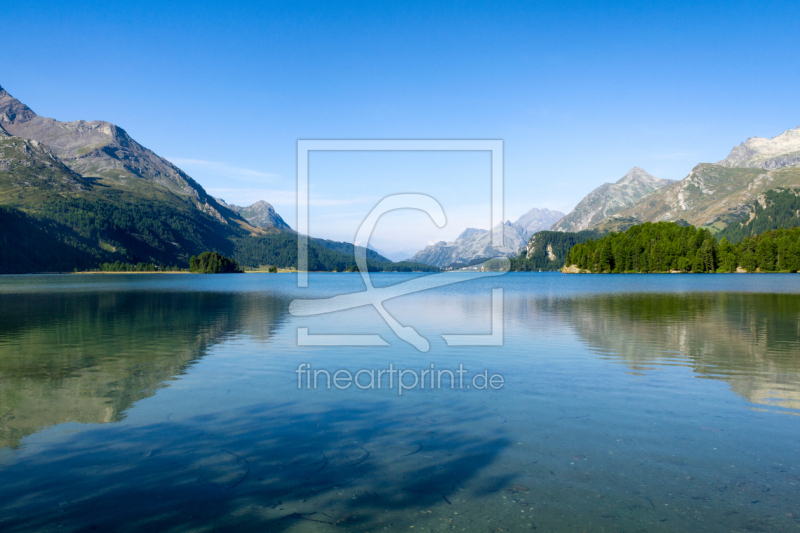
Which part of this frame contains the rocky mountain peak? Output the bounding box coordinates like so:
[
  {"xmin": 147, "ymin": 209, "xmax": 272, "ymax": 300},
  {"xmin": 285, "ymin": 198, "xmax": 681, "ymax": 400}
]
[
  {"xmin": 410, "ymin": 220, "xmax": 528, "ymax": 267},
  {"xmin": 0, "ymin": 85, "xmax": 38, "ymax": 125},
  {"xmin": 551, "ymin": 167, "xmax": 674, "ymax": 232},
  {"xmin": 0, "ymin": 84, "xmax": 258, "ymax": 229},
  {"xmin": 216, "ymin": 199, "xmax": 292, "ymax": 231},
  {"xmin": 618, "ymin": 167, "xmax": 659, "ymax": 185},
  {"xmin": 456, "ymin": 227, "xmax": 487, "ymax": 240},
  {"xmin": 719, "ymin": 126, "xmax": 800, "ymax": 169},
  {"xmin": 512, "ymin": 207, "xmax": 565, "ymax": 234}
]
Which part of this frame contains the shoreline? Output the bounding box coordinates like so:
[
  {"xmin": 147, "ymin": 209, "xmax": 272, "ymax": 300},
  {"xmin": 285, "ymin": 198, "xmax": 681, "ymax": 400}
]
[
  {"xmin": 560, "ymin": 267, "xmax": 800, "ymax": 274},
  {"xmin": 7, "ymin": 268, "xmax": 800, "ymax": 276}
]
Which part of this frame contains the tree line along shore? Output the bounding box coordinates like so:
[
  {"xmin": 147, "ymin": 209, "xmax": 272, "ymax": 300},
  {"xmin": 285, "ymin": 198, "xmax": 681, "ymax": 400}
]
[{"xmin": 562, "ymin": 222, "xmax": 800, "ymax": 274}]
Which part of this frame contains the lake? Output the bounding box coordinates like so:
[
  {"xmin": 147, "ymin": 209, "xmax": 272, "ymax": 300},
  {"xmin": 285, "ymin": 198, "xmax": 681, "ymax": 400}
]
[{"xmin": 1, "ymin": 272, "xmax": 799, "ymax": 532}]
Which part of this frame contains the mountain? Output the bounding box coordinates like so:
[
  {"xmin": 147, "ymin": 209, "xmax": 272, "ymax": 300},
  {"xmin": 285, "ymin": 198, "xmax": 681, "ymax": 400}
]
[
  {"xmin": 1, "ymin": 84, "xmax": 428, "ymax": 273},
  {"xmin": 513, "ymin": 207, "xmax": 565, "ymax": 234},
  {"xmin": 407, "ymin": 205, "xmax": 563, "ymax": 267},
  {"xmin": 590, "ymin": 215, "xmax": 645, "ymax": 234},
  {"xmin": 0, "ymin": 99, "xmax": 249, "ymax": 269},
  {"xmin": 217, "ymin": 199, "xmax": 292, "ymax": 230},
  {"xmin": 0, "ymin": 85, "xmax": 244, "ymax": 227},
  {"xmin": 409, "ymin": 221, "xmax": 528, "ymax": 267},
  {"xmin": 551, "ymin": 167, "xmax": 674, "ymax": 232},
  {"xmin": 606, "ymin": 127, "xmax": 800, "ymax": 231},
  {"xmin": 719, "ymin": 126, "xmax": 800, "ymax": 169}
]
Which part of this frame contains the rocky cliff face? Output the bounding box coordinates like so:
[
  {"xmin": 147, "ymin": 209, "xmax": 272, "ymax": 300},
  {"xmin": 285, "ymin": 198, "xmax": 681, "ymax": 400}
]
[
  {"xmin": 217, "ymin": 199, "xmax": 292, "ymax": 230},
  {"xmin": 719, "ymin": 126, "xmax": 800, "ymax": 169},
  {"xmin": 513, "ymin": 207, "xmax": 565, "ymax": 234},
  {"xmin": 551, "ymin": 167, "xmax": 674, "ymax": 232},
  {"xmin": 0, "ymin": 135, "xmax": 89, "ymax": 192},
  {"xmin": 0, "ymin": 85, "xmax": 237, "ymax": 225},
  {"xmin": 410, "ymin": 221, "xmax": 527, "ymax": 267}
]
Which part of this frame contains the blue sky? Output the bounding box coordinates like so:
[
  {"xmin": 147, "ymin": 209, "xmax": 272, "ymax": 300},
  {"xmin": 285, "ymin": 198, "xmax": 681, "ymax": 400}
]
[{"xmin": 4, "ymin": 0, "xmax": 800, "ymax": 253}]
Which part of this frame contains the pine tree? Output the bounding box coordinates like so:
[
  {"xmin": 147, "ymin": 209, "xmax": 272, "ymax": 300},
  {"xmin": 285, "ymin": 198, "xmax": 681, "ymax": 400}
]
[{"xmin": 756, "ymin": 236, "xmax": 777, "ymax": 272}]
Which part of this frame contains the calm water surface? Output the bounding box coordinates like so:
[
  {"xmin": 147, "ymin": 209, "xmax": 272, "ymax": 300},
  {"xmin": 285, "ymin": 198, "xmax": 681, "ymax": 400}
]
[{"xmin": 1, "ymin": 272, "xmax": 800, "ymax": 532}]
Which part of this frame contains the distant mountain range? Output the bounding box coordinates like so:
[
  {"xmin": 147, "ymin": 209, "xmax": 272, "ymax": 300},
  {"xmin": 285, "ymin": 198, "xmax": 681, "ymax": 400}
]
[
  {"xmin": 407, "ymin": 208, "xmax": 564, "ymax": 267},
  {"xmin": 405, "ymin": 167, "xmax": 683, "ymax": 268},
  {"xmin": 409, "ymin": 222, "xmax": 524, "ymax": 267},
  {"xmin": 591, "ymin": 126, "xmax": 800, "ymax": 232},
  {"xmin": 414, "ymin": 124, "xmax": 800, "ymax": 270}
]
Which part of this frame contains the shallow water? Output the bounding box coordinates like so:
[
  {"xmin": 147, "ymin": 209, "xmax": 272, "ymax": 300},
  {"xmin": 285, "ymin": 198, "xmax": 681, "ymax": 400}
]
[{"xmin": 1, "ymin": 272, "xmax": 799, "ymax": 532}]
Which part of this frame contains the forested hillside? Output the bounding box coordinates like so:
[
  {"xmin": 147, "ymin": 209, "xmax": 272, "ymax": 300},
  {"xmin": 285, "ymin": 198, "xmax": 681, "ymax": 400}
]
[
  {"xmin": 38, "ymin": 192, "xmax": 241, "ymax": 265},
  {"xmin": 0, "ymin": 205, "xmax": 98, "ymax": 273},
  {"xmin": 717, "ymin": 188, "xmax": 800, "ymax": 242}
]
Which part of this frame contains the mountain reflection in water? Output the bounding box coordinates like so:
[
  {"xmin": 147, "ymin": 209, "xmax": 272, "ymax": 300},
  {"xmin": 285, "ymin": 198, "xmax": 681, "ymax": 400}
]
[
  {"xmin": 533, "ymin": 292, "xmax": 800, "ymax": 413},
  {"xmin": 0, "ymin": 290, "xmax": 287, "ymax": 448}
]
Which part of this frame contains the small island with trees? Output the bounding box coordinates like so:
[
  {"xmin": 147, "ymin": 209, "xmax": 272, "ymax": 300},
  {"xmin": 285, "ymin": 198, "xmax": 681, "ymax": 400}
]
[{"xmin": 189, "ymin": 252, "xmax": 244, "ymax": 273}]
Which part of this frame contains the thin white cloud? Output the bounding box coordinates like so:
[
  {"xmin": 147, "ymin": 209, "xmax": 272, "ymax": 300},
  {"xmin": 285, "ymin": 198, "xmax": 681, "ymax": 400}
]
[{"xmin": 167, "ymin": 157, "xmax": 281, "ymax": 182}]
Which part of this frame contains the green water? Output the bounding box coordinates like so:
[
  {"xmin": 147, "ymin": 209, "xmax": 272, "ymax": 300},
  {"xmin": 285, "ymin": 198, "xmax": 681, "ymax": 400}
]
[{"xmin": 1, "ymin": 273, "xmax": 799, "ymax": 532}]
